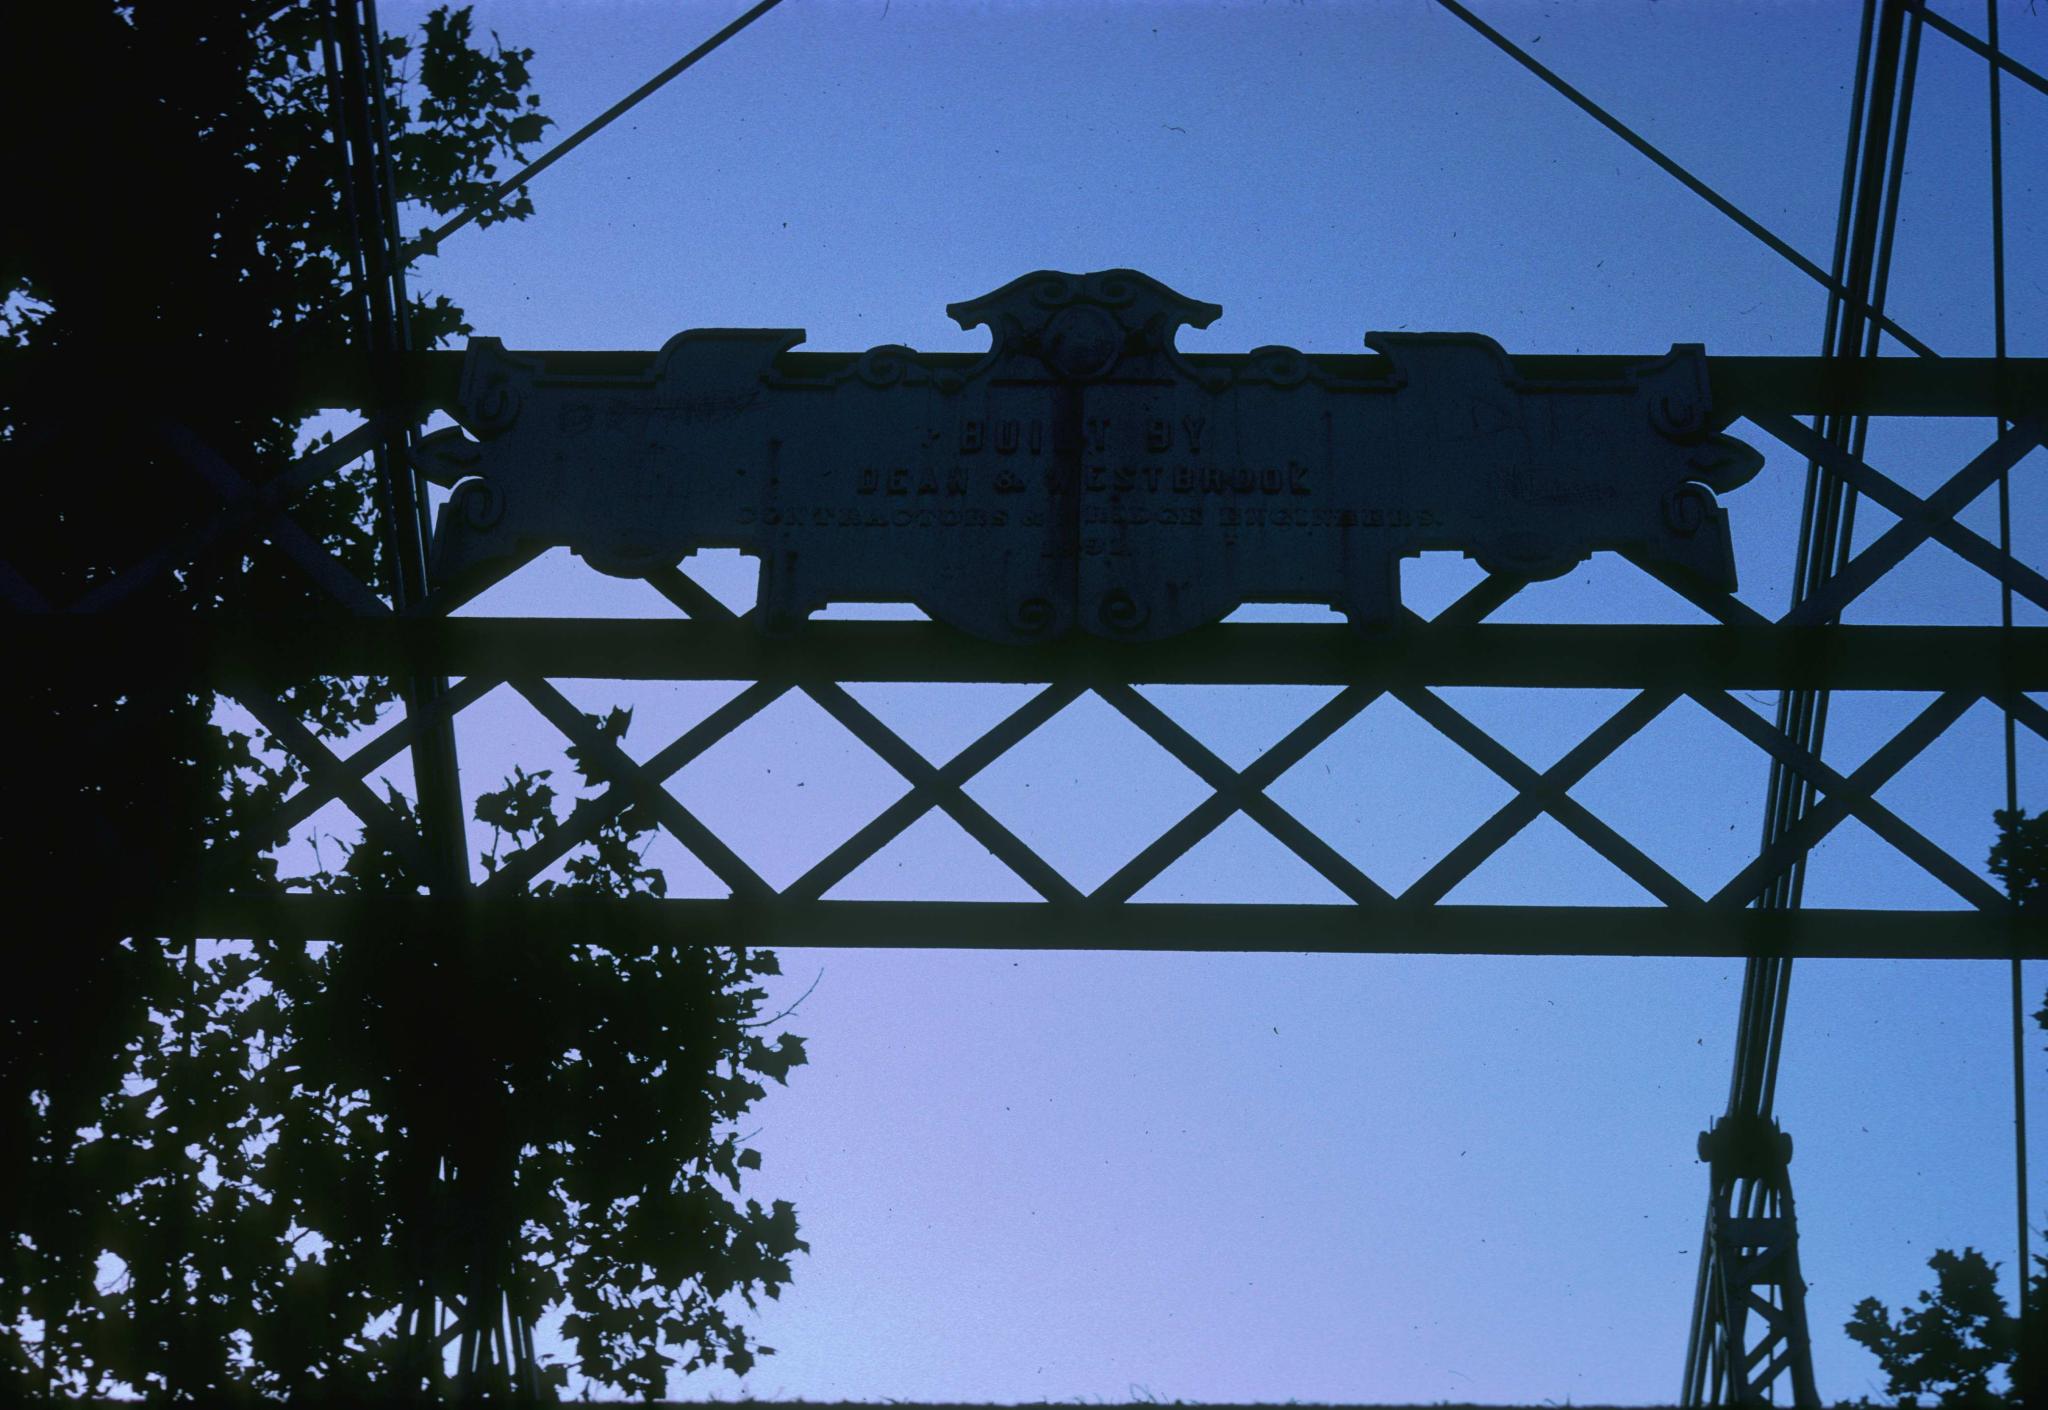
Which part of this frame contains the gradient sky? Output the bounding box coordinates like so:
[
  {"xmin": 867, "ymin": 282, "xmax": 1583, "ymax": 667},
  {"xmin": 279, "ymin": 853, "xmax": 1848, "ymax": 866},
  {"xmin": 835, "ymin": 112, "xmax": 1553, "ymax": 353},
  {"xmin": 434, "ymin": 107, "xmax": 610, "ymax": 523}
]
[{"xmin": 282, "ymin": 0, "xmax": 2048, "ymax": 1399}]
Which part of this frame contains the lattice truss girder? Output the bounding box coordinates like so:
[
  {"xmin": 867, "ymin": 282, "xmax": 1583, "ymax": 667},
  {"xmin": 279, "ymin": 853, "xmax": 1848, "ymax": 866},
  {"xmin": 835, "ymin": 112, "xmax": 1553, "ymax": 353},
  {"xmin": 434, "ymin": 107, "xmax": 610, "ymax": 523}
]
[{"xmin": 12, "ymin": 403, "xmax": 2043, "ymax": 953}]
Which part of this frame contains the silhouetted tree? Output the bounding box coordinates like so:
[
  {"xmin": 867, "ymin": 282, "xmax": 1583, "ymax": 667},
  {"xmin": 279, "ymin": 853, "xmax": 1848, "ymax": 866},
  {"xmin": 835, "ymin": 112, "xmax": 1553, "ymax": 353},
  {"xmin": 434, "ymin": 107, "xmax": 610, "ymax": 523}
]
[
  {"xmin": 1989, "ymin": 809, "xmax": 2047, "ymax": 912},
  {"xmin": 1846, "ymin": 1247, "xmax": 2023, "ymax": 1408},
  {"xmin": 1843, "ymin": 809, "xmax": 2048, "ymax": 1408},
  {"xmin": 3, "ymin": 1, "xmax": 808, "ymax": 1398},
  {"xmin": 235, "ymin": 712, "xmax": 808, "ymax": 1397}
]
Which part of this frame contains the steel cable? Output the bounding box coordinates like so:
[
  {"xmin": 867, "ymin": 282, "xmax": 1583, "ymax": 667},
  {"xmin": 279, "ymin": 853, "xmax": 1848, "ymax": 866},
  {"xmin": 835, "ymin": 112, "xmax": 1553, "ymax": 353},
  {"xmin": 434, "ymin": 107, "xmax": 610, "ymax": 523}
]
[
  {"xmin": 1989, "ymin": 3, "xmax": 2031, "ymax": 1400},
  {"xmin": 1684, "ymin": 3, "xmax": 1923, "ymax": 1400},
  {"xmin": 1434, "ymin": 0, "xmax": 1939, "ymax": 360},
  {"xmin": 403, "ymin": 0, "xmax": 786, "ymax": 260}
]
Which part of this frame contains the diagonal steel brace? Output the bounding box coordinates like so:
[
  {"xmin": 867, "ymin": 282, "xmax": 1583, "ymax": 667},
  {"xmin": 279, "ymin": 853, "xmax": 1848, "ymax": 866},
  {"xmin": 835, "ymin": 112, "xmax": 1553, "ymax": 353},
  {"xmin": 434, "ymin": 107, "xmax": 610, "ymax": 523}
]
[
  {"xmin": 1089, "ymin": 684, "xmax": 1381, "ymax": 905},
  {"xmin": 640, "ymin": 563, "xmax": 1086, "ymax": 902},
  {"xmin": 157, "ymin": 420, "xmax": 391, "ymax": 617},
  {"xmin": 781, "ymin": 684, "xmax": 1086, "ymax": 902},
  {"xmin": 1093, "ymin": 682, "xmax": 1393, "ymax": 905},
  {"xmin": 510, "ymin": 676, "xmax": 773, "ymax": 899},
  {"xmin": 477, "ymin": 680, "xmax": 787, "ymax": 897},
  {"xmin": 1399, "ymin": 686, "xmax": 1698, "ymax": 907},
  {"xmin": 1776, "ymin": 421, "xmax": 2043, "ymax": 626},
  {"xmin": 1692, "ymin": 688, "xmax": 2010, "ymax": 910},
  {"xmin": 1751, "ymin": 412, "xmax": 2048, "ymax": 616},
  {"xmin": 1711, "ymin": 690, "xmax": 1976, "ymax": 907},
  {"xmin": 231, "ymin": 687, "xmax": 432, "ymax": 880}
]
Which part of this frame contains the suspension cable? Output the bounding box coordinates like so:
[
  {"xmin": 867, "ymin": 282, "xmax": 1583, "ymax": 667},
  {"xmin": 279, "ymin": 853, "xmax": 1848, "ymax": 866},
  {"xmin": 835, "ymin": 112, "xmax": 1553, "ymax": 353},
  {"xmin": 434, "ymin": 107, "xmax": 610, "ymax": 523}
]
[
  {"xmin": 1988, "ymin": 2, "xmax": 2030, "ymax": 1399},
  {"xmin": 1681, "ymin": 4, "xmax": 1881, "ymax": 1397},
  {"xmin": 404, "ymin": 0, "xmax": 786, "ymax": 259},
  {"xmin": 1915, "ymin": 0, "xmax": 2048, "ymax": 99},
  {"xmin": 1433, "ymin": 0, "xmax": 1938, "ymax": 360},
  {"xmin": 1683, "ymin": 4, "xmax": 1922, "ymax": 1401}
]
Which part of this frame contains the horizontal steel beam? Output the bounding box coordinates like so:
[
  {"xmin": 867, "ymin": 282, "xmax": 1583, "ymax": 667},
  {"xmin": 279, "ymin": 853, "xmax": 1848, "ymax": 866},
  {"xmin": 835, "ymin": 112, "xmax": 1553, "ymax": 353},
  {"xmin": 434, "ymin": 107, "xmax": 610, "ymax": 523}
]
[
  {"xmin": 19, "ymin": 620, "xmax": 2048, "ymax": 691},
  {"xmin": 4, "ymin": 349, "xmax": 2044, "ymax": 420},
  {"xmin": 426, "ymin": 351, "xmax": 2048, "ymax": 421},
  {"xmin": 156, "ymin": 894, "xmax": 2045, "ymax": 960}
]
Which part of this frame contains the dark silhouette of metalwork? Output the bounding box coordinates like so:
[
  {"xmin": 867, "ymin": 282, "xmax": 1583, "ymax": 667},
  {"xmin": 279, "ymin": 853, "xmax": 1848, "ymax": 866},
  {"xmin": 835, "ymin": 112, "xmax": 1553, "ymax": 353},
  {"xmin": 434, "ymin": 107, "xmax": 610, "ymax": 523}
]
[
  {"xmin": 17, "ymin": 317, "xmax": 2043, "ymax": 971},
  {"xmin": 417, "ymin": 270, "xmax": 1764, "ymax": 641},
  {"xmin": 1431, "ymin": 2, "xmax": 2035, "ymax": 1402},
  {"xmin": 22, "ymin": 299, "xmax": 2041, "ymax": 1398},
  {"xmin": 323, "ymin": 0, "xmax": 539, "ymax": 1394},
  {"xmin": 5, "ymin": 0, "xmax": 2040, "ymax": 1399},
  {"xmin": 1686, "ymin": 3, "xmax": 1924, "ymax": 1400},
  {"xmin": 1695, "ymin": 1116, "xmax": 1820, "ymax": 1404}
]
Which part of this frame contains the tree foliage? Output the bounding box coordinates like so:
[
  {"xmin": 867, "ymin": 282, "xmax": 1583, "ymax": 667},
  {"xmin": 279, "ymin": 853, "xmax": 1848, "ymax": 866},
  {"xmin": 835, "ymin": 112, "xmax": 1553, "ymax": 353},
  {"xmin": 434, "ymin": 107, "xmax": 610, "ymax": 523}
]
[
  {"xmin": 258, "ymin": 712, "xmax": 808, "ymax": 1396},
  {"xmin": 1845, "ymin": 1248, "xmax": 2022, "ymax": 1408},
  {"xmin": 1842, "ymin": 811, "xmax": 2048, "ymax": 1408},
  {"xmin": 2, "ymin": 2, "xmax": 806, "ymax": 1397},
  {"xmin": 1989, "ymin": 808, "xmax": 2047, "ymax": 913}
]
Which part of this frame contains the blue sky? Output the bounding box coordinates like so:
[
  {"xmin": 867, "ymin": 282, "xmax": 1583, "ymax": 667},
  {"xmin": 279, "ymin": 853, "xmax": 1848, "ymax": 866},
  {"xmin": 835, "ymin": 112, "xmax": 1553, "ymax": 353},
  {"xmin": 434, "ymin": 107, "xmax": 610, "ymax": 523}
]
[{"xmin": 285, "ymin": 0, "xmax": 2048, "ymax": 1399}]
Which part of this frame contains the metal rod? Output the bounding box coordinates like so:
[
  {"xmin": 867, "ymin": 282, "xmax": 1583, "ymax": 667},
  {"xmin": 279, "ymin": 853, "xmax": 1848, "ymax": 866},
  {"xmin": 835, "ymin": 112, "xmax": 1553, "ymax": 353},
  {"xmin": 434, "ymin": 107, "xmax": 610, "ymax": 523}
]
[
  {"xmin": 1989, "ymin": 0, "xmax": 2031, "ymax": 1391},
  {"xmin": 10, "ymin": 346, "xmax": 2042, "ymax": 416},
  {"xmin": 20, "ymin": 619, "xmax": 2048, "ymax": 690},
  {"xmin": 1432, "ymin": 0, "xmax": 1938, "ymax": 359},
  {"xmin": 134, "ymin": 893, "xmax": 2048, "ymax": 959},
  {"xmin": 405, "ymin": 0, "xmax": 788, "ymax": 258},
  {"xmin": 1915, "ymin": 0, "xmax": 2048, "ymax": 98},
  {"xmin": 1688, "ymin": 5, "xmax": 1914, "ymax": 1397},
  {"xmin": 324, "ymin": 1, "xmax": 496, "ymax": 1387}
]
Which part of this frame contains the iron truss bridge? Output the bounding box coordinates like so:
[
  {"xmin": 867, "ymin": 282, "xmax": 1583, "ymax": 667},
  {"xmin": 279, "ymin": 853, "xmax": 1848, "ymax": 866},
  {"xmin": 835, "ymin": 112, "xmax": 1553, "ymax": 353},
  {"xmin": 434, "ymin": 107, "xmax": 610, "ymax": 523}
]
[{"xmin": 13, "ymin": 346, "xmax": 2045, "ymax": 964}]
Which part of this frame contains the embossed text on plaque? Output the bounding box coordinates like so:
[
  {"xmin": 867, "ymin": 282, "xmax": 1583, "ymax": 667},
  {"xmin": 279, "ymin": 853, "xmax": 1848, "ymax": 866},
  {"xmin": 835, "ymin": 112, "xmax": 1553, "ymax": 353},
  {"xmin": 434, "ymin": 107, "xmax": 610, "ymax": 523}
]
[{"xmin": 417, "ymin": 270, "xmax": 1762, "ymax": 642}]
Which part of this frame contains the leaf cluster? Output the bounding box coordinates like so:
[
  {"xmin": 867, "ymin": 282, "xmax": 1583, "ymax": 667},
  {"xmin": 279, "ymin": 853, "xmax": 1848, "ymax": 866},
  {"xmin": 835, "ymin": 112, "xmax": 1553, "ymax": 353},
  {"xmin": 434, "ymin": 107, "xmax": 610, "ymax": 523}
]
[
  {"xmin": 1989, "ymin": 808, "xmax": 2047, "ymax": 912},
  {"xmin": 271, "ymin": 713, "xmax": 811, "ymax": 1396},
  {"xmin": 1844, "ymin": 1248, "xmax": 2029, "ymax": 1408},
  {"xmin": 0, "ymin": 1, "xmax": 805, "ymax": 1399},
  {"xmin": 1844, "ymin": 807, "xmax": 2048, "ymax": 1409}
]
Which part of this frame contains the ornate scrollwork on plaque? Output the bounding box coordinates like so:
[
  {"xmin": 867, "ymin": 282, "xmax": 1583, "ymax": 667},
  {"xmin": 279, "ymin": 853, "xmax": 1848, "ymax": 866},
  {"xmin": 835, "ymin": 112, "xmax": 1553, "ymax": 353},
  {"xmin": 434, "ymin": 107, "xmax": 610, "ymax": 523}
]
[
  {"xmin": 943, "ymin": 268, "xmax": 1223, "ymax": 388},
  {"xmin": 419, "ymin": 270, "xmax": 1763, "ymax": 643}
]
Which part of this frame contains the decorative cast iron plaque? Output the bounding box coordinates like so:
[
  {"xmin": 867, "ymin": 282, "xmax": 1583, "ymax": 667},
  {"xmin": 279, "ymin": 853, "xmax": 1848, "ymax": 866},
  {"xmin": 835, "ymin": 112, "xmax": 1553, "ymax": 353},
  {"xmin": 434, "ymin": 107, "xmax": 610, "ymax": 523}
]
[{"xmin": 417, "ymin": 269, "xmax": 1762, "ymax": 642}]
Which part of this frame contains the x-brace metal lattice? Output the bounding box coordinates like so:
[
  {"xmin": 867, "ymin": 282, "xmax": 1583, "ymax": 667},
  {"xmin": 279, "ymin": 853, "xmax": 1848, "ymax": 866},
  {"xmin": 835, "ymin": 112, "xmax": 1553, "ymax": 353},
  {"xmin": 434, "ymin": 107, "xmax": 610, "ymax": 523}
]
[{"xmin": 12, "ymin": 368, "xmax": 2044, "ymax": 960}]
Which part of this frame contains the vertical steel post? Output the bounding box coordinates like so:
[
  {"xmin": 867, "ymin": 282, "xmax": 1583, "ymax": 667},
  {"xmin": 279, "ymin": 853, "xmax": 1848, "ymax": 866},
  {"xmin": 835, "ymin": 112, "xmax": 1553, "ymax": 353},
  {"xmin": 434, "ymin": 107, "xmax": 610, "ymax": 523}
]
[
  {"xmin": 319, "ymin": 1, "xmax": 535, "ymax": 1396},
  {"xmin": 1683, "ymin": 3, "xmax": 1921, "ymax": 1402},
  {"xmin": 1987, "ymin": 5, "xmax": 2032, "ymax": 1404}
]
